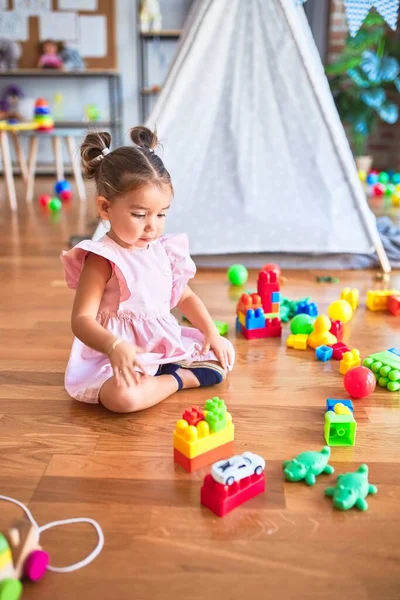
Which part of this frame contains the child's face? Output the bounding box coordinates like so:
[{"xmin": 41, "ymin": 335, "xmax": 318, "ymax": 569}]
[
  {"xmin": 43, "ymin": 41, "xmax": 58, "ymax": 54},
  {"xmin": 97, "ymin": 184, "xmax": 172, "ymax": 249}
]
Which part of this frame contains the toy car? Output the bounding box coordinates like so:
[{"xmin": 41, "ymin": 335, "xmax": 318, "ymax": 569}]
[{"xmin": 211, "ymin": 452, "xmax": 265, "ymax": 486}]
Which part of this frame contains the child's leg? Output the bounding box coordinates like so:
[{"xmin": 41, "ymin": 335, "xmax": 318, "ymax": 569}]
[{"xmin": 99, "ymin": 373, "xmax": 179, "ymax": 413}]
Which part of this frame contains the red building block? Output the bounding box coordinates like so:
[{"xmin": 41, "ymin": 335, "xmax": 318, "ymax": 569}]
[
  {"xmin": 182, "ymin": 406, "xmax": 204, "ymax": 426},
  {"xmin": 174, "ymin": 441, "xmax": 234, "ymax": 473},
  {"xmin": 257, "ymin": 270, "xmax": 279, "ymax": 313},
  {"xmin": 388, "ymin": 295, "xmax": 400, "ymax": 316},
  {"xmin": 201, "ymin": 472, "xmax": 266, "ymax": 517},
  {"xmin": 330, "ymin": 320, "xmax": 344, "ymax": 342},
  {"xmin": 332, "ymin": 342, "xmax": 350, "ymax": 360},
  {"xmin": 241, "ymin": 318, "xmax": 282, "ymax": 340}
]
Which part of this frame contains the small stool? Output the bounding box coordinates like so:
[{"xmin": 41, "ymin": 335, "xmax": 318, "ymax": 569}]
[
  {"xmin": 0, "ymin": 127, "xmax": 17, "ymax": 211},
  {"xmin": 23, "ymin": 128, "xmax": 87, "ymax": 204}
]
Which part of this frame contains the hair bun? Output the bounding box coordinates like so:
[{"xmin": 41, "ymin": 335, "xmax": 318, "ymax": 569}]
[
  {"xmin": 80, "ymin": 131, "xmax": 112, "ymax": 179},
  {"xmin": 130, "ymin": 126, "xmax": 158, "ymax": 151}
]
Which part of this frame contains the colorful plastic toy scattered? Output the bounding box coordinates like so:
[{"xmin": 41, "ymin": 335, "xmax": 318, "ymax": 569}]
[
  {"xmin": 236, "ymin": 269, "xmax": 282, "ymax": 340},
  {"xmin": 280, "ymin": 296, "xmax": 312, "ymax": 322},
  {"xmin": 324, "ymin": 404, "xmax": 357, "ymax": 446},
  {"xmin": 363, "ymin": 348, "xmax": 400, "ymax": 392},
  {"xmin": 201, "ymin": 452, "xmax": 266, "ymax": 516},
  {"xmin": 33, "ymin": 97, "xmax": 54, "ymax": 131},
  {"xmin": 315, "ymin": 345, "xmax": 333, "ymax": 362},
  {"xmin": 325, "ymin": 464, "xmax": 378, "ymax": 511},
  {"xmin": 339, "ymin": 348, "xmax": 361, "ymax": 375},
  {"xmin": 363, "ymin": 169, "xmax": 400, "ymax": 205},
  {"xmin": 344, "ymin": 366, "xmax": 376, "ymax": 399},
  {"xmin": 307, "ymin": 315, "xmax": 337, "ymax": 349},
  {"xmin": 282, "ymin": 446, "xmax": 334, "ymax": 486},
  {"xmin": 340, "ymin": 287, "xmax": 359, "ymax": 311},
  {"xmin": 54, "ymin": 179, "xmax": 72, "ymax": 202},
  {"xmin": 227, "ymin": 264, "xmax": 248, "ymax": 286},
  {"xmin": 316, "ymin": 276, "xmax": 339, "ymax": 283},
  {"xmin": 0, "ymin": 519, "xmax": 49, "ymax": 600},
  {"xmin": 326, "ymin": 398, "xmax": 354, "ymax": 412},
  {"xmin": 295, "ymin": 301, "xmax": 318, "ymax": 317},
  {"xmin": 388, "ymin": 295, "xmax": 400, "ymax": 316},
  {"xmin": 173, "ymin": 398, "xmax": 234, "ymax": 472},
  {"xmin": 289, "ymin": 314, "xmax": 314, "ymax": 335},
  {"xmin": 328, "ymin": 299, "xmax": 353, "ymax": 324},
  {"xmin": 366, "ymin": 289, "xmax": 400, "ymax": 311}
]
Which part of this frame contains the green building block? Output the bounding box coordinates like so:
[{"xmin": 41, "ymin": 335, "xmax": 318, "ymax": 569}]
[
  {"xmin": 363, "ymin": 350, "xmax": 400, "ymax": 392},
  {"xmin": 204, "ymin": 397, "xmax": 227, "ymax": 432},
  {"xmin": 325, "ymin": 464, "xmax": 378, "ymax": 511},
  {"xmin": 280, "ymin": 297, "xmax": 312, "ymax": 322},
  {"xmin": 214, "ymin": 320, "xmax": 228, "ymax": 336},
  {"xmin": 0, "ymin": 579, "xmax": 23, "ymax": 600},
  {"xmin": 324, "ymin": 411, "xmax": 356, "ymax": 446}
]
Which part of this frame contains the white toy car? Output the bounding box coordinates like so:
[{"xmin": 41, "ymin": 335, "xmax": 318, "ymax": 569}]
[{"xmin": 211, "ymin": 452, "xmax": 266, "ymax": 486}]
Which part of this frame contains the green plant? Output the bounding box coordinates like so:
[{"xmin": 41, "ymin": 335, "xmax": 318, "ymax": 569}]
[{"xmin": 326, "ymin": 12, "xmax": 399, "ymax": 156}]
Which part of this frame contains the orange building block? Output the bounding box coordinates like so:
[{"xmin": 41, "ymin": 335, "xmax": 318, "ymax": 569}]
[
  {"xmin": 173, "ymin": 441, "xmax": 234, "ymax": 473},
  {"xmin": 366, "ymin": 290, "xmax": 400, "ymax": 311},
  {"xmin": 237, "ymin": 293, "xmax": 262, "ymax": 315}
]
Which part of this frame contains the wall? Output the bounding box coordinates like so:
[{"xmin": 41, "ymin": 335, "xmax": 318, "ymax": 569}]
[{"xmin": 327, "ymin": 0, "xmax": 400, "ymax": 169}]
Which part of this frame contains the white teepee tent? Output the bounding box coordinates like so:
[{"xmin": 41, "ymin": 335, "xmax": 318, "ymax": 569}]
[{"xmin": 94, "ymin": 0, "xmax": 390, "ymax": 272}]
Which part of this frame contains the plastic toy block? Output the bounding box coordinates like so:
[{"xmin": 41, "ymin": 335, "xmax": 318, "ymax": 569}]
[
  {"xmin": 389, "ymin": 348, "xmax": 400, "ymax": 357},
  {"xmin": 235, "ymin": 317, "xmax": 242, "ymax": 333},
  {"xmin": 241, "ymin": 318, "xmax": 282, "ymax": 340},
  {"xmin": 325, "ymin": 464, "xmax": 378, "ymax": 511},
  {"xmin": 340, "ymin": 287, "xmax": 359, "ymax": 310},
  {"xmin": 286, "ymin": 334, "xmax": 308, "ymax": 350},
  {"xmin": 316, "ymin": 276, "xmax": 339, "ymax": 283},
  {"xmin": 339, "ymin": 349, "xmax": 361, "ymax": 375},
  {"xmin": 332, "ymin": 342, "xmax": 350, "ymax": 360},
  {"xmin": 295, "ymin": 301, "xmax": 318, "ymax": 317},
  {"xmin": 282, "ymin": 446, "xmax": 334, "ymax": 486},
  {"xmin": 264, "ymin": 312, "xmax": 280, "ymax": 319},
  {"xmin": 307, "ymin": 315, "xmax": 337, "ymax": 349},
  {"xmin": 326, "ymin": 398, "xmax": 354, "ymax": 412},
  {"xmin": 245, "ymin": 307, "xmax": 266, "ymax": 330},
  {"xmin": 214, "ymin": 320, "xmax": 229, "ymax": 335},
  {"xmin": 315, "ymin": 345, "xmax": 333, "ymax": 361},
  {"xmin": 238, "ymin": 311, "xmax": 246, "ymax": 326},
  {"xmin": 363, "ymin": 350, "xmax": 400, "ymax": 392},
  {"xmin": 204, "ymin": 397, "xmax": 227, "ymax": 433},
  {"xmin": 329, "ymin": 320, "xmax": 344, "ymax": 342},
  {"xmin": 173, "ymin": 413, "xmax": 234, "ymax": 459},
  {"xmin": 174, "ymin": 441, "xmax": 234, "ymax": 473},
  {"xmin": 257, "ymin": 270, "xmax": 279, "ymax": 313},
  {"xmin": 366, "ymin": 289, "xmax": 400, "ymax": 311},
  {"xmin": 182, "ymin": 406, "xmax": 204, "ymax": 426},
  {"xmin": 388, "ymin": 295, "xmax": 400, "ymax": 316},
  {"xmin": 237, "ymin": 293, "xmax": 262, "ymax": 315},
  {"xmin": 324, "ymin": 411, "xmax": 357, "ymax": 446},
  {"xmin": 271, "ymin": 302, "xmax": 280, "ymax": 313},
  {"xmin": 271, "ymin": 292, "xmax": 281, "ymax": 302},
  {"xmin": 201, "ymin": 472, "xmax": 265, "ymax": 517}
]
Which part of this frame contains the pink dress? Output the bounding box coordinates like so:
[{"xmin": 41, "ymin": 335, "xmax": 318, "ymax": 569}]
[{"xmin": 61, "ymin": 233, "xmax": 235, "ymax": 403}]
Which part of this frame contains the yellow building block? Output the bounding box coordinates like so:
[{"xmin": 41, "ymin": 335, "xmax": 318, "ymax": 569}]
[
  {"xmin": 339, "ymin": 349, "xmax": 361, "ymax": 375},
  {"xmin": 173, "ymin": 416, "xmax": 234, "ymax": 459},
  {"xmin": 340, "ymin": 287, "xmax": 359, "ymax": 310},
  {"xmin": 286, "ymin": 334, "xmax": 308, "ymax": 350},
  {"xmin": 366, "ymin": 290, "xmax": 400, "ymax": 311},
  {"xmin": 0, "ymin": 546, "xmax": 13, "ymax": 570},
  {"xmin": 238, "ymin": 311, "xmax": 246, "ymax": 326}
]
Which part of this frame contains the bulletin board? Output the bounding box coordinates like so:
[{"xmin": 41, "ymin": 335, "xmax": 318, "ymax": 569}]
[{"xmin": 1, "ymin": 0, "xmax": 116, "ymax": 69}]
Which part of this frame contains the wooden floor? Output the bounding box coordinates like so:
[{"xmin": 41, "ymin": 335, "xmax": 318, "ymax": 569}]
[{"xmin": 1, "ymin": 180, "xmax": 400, "ymax": 600}]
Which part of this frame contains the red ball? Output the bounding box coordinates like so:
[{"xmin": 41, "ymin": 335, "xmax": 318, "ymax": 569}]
[
  {"xmin": 372, "ymin": 183, "xmax": 386, "ymax": 197},
  {"xmin": 344, "ymin": 366, "xmax": 376, "ymax": 399},
  {"xmin": 261, "ymin": 263, "xmax": 281, "ymax": 277},
  {"xmin": 60, "ymin": 190, "xmax": 72, "ymax": 202},
  {"xmin": 39, "ymin": 194, "xmax": 51, "ymax": 207}
]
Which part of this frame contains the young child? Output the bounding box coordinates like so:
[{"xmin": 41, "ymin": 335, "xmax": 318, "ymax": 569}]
[{"xmin": 61, "ymin": 127, "xmax": 235, "ymax": 413}]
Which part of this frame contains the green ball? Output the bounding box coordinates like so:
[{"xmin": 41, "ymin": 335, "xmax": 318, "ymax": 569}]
[
  {"xmin": 227, "ymin": 264, "xmax": 248, "ymax": 286},
  {"xmin": 378, "ymin": 171, "xmax": 389, "ymax": 184},
  {"xmin": 49, "ymin": 197, "xmax": 62, "ymax": 212},
  {"xmin": 290, "ymin": 314, "xmax": 315, "ymax": 335}
]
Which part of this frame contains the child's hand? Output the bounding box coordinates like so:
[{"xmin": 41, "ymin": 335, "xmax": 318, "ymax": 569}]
[
  {"xmin": 202, "ymin": 330, "xmax": 234, "ymax": 371},
  {"xmin": 109, "ymin": 340, "xmax": 146, "ymax": 387}
]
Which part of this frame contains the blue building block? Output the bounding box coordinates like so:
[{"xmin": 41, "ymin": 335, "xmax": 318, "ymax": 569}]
[
  {"xmin": 272, "ymin": 292, "xmax": 281, "ymax": 302},
  {"xmin": 295, "ymin": 301, "xmax": 318, "ymax": 317},
  {"xmin": 326, "ymin": 399, "xmax": 354, "ymax": 413},
  {"xmin": 245, "ymin": 307, "xmax": 266, "ymax": 330},
  {"xmin": 236, "ymin": 317, "xmax": 242, "ymax": 333},
  {"xmin": 315, "ymin": 345, "xmax": 333, "ymax": 362}
]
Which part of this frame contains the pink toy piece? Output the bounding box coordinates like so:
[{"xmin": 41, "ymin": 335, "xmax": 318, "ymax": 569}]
[
  {"xmin": 344, "ymin": 366, "xmax": 376, "ymax": 399},
  {"xmin": 23, "ymin": 550, "xmax": 49, "ymax": 581},
  {"xmin": 60, "ymin": 190, "xmax": 72, "ymax": 202}
]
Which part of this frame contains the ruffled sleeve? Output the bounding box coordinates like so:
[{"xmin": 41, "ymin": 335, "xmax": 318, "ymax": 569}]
[
  {"xmin": 60, "ymin": 239, "xmax": 131, "ymax": 302},
  {"xmin": 160, "ymin": 234, "xmax": 196, "ymax": 308}
]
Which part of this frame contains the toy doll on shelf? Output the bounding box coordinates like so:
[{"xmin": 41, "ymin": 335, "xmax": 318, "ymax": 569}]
[{"xmin": 38, "ymin": 39, "xmax": 63, "ymax": 69}]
